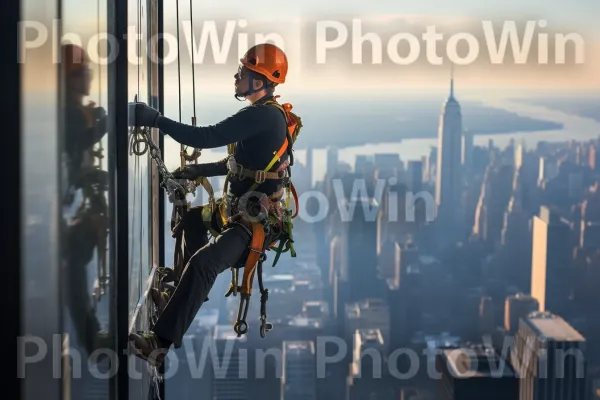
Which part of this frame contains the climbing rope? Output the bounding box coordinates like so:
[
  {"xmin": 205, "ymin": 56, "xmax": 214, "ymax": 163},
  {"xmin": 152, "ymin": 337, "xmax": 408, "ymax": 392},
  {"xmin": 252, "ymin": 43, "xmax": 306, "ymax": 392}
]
[
  {"xmin": 180, "ymin": 0, "xmax": 201, "ymax": 165},
  {"xmin": 88, "ymin": 0, "xmax": 108, "ymax": 307},
  {"xmin": 127, "ymin": 0, "xmax": 285, "ymax": 341}
]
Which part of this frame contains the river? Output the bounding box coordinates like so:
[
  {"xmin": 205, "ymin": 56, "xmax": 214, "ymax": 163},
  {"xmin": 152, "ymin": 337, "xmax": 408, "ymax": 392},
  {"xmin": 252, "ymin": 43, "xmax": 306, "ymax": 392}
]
[{"xmin": 163, "ymin": 98, "xmax": 600, "ymax": 185}]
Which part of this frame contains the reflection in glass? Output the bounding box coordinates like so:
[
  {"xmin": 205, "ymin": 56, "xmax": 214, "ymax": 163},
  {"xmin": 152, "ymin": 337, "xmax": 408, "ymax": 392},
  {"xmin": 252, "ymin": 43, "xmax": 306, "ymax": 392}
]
[
  {"xmin": 128, "ymin": 0, "xmax": 151, "ymax": 321},
  {"xmin": 59, "ymin": 0, "xmax": 111, "ymax": 394},
  {"xmin": 21, "ymin": 0, "xmax": 61, "ymax": 398}
]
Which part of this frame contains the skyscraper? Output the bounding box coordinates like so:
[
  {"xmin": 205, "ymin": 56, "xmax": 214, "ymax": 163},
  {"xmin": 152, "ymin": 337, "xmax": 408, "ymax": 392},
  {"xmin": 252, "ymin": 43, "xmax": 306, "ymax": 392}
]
[
  {"xmin": 340, "ymin": 197, "xmax": 383, "ymax": 302},
  {"xmin": 531, "ymin": 206, "xmax": 573, "ymax": 314},
  {"xmin": 462, "ymin": 127, "xmax": 473, "ymax": 175},
  {"xmin": 513, "ymin": 312, "xmax": 587, "ymax": 400},
  {"xmin": 326, "ymin": 146, "xmax": 339, "ymax": 179},
  {"xmin": 281, "ymin": 341, "xmax": 317, "ymax": 400},
  {"xmin": 211, "ymin": 325, "xmax": 249, "ymax": 400},
  {"xmin": 435, "ymin": 67, "xmax": 463, "ymax": 243},
  {"xmin": 504, "ymin": 293, "xmax": 540, "ymax": 334},
  {"xmin": 436, "ymin": 344, "xmax": 518, "ymax": 400}
]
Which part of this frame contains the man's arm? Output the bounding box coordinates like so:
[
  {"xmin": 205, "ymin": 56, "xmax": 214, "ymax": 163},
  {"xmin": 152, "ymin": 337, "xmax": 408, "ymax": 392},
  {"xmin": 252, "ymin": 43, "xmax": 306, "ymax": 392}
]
[
  {"xmin": 172, "ymin": 157, "xmax": 230, "ymax": 180},
  {"xmin": 157, "ymin": 106, "xmax": 266, "ymax": 149}
]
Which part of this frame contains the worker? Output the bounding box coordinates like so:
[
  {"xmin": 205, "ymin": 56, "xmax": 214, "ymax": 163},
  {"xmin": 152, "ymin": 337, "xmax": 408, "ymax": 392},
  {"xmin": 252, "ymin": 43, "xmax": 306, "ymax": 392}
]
[
  {"xmin": 128, "ymin": 43, "xmax": 296, "ymax": 366},
  {"xmin": 61, "ymin": 43, "xmax": 110, "ymax": 355}
]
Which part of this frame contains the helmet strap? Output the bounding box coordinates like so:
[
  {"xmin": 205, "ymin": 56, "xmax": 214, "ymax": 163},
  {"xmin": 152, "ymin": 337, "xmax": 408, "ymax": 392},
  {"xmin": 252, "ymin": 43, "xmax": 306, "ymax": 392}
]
[{"xmin": 234, "ymin": 71, "xmax": 269, "ymax": 101}]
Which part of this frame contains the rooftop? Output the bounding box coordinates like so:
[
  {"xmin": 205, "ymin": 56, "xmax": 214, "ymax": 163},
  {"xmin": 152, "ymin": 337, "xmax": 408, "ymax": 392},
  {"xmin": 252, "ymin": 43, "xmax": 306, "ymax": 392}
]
[
  {"xmin": 526, "ymin": 312, "xmax": 585, "ymax": 342},
  {"xmin": 356, "ymin": 329, "xmax": 384, "ymax": 346},
  {"xmin": 288, "ymin": 316, "xmax": 322, "ymax": 328},
  {"xmin": 284, "ymin": 341, "xmax": 315, "ymax": 355},
  {"xmin": 443, "ymin": 346, "xmax": 516, "ymax": 378}
]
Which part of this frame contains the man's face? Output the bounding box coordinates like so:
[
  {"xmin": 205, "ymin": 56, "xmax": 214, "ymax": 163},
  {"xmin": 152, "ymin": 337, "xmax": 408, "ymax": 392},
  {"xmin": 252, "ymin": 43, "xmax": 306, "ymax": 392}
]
[
  {"xmin": 68, "ymin": 66, "xmax": 92, "ymax": 96},
  {"xmin": 234, "ymin": 65, "xmax": 250, "ymax": 96},
  {"xmin": 234, "ymin": 65, "xmax": 264, "ymax": 96}
]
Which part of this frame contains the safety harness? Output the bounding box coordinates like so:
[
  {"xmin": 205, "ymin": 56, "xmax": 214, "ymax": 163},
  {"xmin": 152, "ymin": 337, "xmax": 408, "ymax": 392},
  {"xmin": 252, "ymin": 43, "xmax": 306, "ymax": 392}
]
[{"xmin": 217, "ymin": 96, "xmax": 302, "ymax": 337}]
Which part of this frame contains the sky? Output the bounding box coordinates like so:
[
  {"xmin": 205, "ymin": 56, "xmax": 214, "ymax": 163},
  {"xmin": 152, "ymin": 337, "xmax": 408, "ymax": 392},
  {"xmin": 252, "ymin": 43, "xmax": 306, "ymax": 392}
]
[{"xmin": 22, "ymin": 0, "xmax": 600, "ymax": 96}]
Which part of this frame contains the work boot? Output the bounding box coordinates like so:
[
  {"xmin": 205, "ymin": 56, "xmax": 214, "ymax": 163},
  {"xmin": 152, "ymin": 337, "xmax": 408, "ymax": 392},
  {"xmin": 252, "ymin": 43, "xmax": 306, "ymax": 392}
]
[{"xmin": 128, "ymin": 331, "xmax": 170, "ymax": 367}]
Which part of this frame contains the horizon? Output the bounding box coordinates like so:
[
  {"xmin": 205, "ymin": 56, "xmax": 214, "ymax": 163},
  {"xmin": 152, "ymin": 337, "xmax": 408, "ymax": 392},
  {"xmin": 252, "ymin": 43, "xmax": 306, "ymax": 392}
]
[{"xmin": 21, "ymin": 0, "xmax": 600, "ymax": 94}]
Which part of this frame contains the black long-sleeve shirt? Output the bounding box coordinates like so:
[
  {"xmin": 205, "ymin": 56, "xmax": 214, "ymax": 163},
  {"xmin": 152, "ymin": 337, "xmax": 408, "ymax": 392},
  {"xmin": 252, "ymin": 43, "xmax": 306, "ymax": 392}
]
[{"xmin": 157, "ymin": 95, "xmax": 290, "ymax": 197}]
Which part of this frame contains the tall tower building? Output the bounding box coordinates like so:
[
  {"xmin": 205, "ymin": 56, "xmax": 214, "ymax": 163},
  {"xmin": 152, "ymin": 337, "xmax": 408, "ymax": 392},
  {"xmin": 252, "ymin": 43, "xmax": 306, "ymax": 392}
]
[
  {"xmin": 211, "ymin": 325, "xmax": 249, "ymax": 400},
  {"xmin": 504, "ymin": 293, "xmax": 539, "ymax": 334},
  {"xmin": 281, "ymin": 341, "xmax": 317, "ymax": 400},
  {"xmin": 436, "ymin": 344, "xmax": 518, "ymax": 400},
  {"xmin": 513, "ymin": 312, "xmax": 587, "ymax": 400},
  {"xmin": 326, "ymin": 147, "xmax": 339, "ymax": 179},
  {"xmin": 305, "ymin": 147, "xmax": 313, "ymax": 188},
  {"xmin": 462, "ymin": 127, "xmax": 473, "ymax": 175},
  {"xmin": 531, "ymin": 206, "xmax": 573, "ymax": 315},
  {"xmin": 435, "ymin": 67, "xmax": 463, "ymax": 242}
]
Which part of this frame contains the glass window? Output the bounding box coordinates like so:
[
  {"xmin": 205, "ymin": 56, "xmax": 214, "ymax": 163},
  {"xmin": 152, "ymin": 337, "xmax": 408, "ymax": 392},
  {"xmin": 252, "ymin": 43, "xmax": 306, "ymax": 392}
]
[
  {"xmin": 128, "ymin": 1, "xmax": 161, "ymax": 398},
  {"xmin": 128, "ymin": 0, "xmax": 152, "ymax": 321},
  {"xmin": 59, "ymin": 0, "xmax": 113, "ymax": 396},
  {"xmin": 20, "ymin": 0, "xmax": 62, "ymax": 398}
]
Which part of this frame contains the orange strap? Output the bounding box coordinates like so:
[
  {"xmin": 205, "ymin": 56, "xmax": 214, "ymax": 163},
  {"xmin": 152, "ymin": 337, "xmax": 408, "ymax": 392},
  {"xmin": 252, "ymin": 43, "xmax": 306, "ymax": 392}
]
[
  {"xmin": 290, "ymin": 183, "xmax": 299, "ymax": 219},
  {"xmin": 240, "ymin": 221, "xmax": 266, "ymax": 295}
]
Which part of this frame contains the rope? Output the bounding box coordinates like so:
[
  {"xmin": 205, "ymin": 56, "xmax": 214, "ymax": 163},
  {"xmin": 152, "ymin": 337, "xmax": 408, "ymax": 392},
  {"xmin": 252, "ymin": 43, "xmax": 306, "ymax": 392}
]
[
  {"xmin": 178, "ymin": 0, "xmax": 200, "ymax": 165},
  {"xmin": 190, "ymin": 0, "xmax": 196, "ymax": 121},
  {"xmin": 136, "ymin": 0, "xmax": 144, "ymax": 319},
  {"xmin": 96, "ymin": 0, "xmax": 103, "ymax": 169},
  {"xmin": 129, "ymin": 145, "xmax": 138, "ymax": 316},
  {"xmin": 175, "ymin": 0, "xmax": 181, "ymax": 124},
  {"xmin": 137, "ymin": 0, "xmax": 141, "ymax": 100}
]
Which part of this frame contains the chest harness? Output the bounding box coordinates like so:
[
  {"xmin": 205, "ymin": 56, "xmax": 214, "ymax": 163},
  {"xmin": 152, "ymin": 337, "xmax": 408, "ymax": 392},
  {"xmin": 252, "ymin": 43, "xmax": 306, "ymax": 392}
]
[{"xmin": 199, "ymin": 97, "xmax": 301, "ymax": 338}]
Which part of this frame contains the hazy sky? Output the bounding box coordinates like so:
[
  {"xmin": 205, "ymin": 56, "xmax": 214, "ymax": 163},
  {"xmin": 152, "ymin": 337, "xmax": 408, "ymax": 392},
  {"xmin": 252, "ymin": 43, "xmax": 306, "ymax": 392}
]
[{"xmin": 24, "ymin": 0, "xmax": 599, "ymax": 98}]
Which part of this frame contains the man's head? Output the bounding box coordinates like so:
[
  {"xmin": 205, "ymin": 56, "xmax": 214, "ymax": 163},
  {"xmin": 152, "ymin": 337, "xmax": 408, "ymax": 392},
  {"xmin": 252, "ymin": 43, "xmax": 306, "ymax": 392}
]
[
  {"xmin": 234, "ymin": 43, "xmax": 288, "ymax": 102},
  {"xmin": 62, "ymin": 43, "xmax": 92, "ymax": 97}
]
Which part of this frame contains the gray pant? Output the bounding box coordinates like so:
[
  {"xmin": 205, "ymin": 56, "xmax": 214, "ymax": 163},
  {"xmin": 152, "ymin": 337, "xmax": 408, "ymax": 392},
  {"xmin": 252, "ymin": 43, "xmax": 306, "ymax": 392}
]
[{"xmin": 152, "ymin": 206, "xmax": 251, "ymax": 347}]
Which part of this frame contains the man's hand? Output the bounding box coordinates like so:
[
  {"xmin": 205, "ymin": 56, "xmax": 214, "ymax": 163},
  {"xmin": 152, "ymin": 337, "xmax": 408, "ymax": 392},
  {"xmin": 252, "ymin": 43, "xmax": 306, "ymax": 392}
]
[
  {"xmin": 128, "ymin": 102, "xmax": 161, "ymax": 127},
  {"xmin": 171, "ymin": 164, "xmax": 205, "ymax": 180}
]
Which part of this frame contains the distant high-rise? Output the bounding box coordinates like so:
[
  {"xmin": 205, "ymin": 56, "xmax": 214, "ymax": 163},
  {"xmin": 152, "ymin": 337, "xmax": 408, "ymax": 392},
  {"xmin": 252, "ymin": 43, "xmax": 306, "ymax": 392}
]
[
  {"xmin": 373, "ymin": 153, "xmax": 402, "ymax": 180},
  {"xmin": 211, "ymin": 325, "xmax": 248, "ymax": 400},
  {"xmin": 462, "ymin": 127, "xmax": 473, "ymax": 175},
  {"xmin": 340, "ymin": 197, "xmax": 383, "ymax": 302},
  {"xmin": 407, "ymin": 160, "xmax": 423, "ymax": 193},
  {"xmin": 305, "ymin": 147, "xmax": 313, "ymax": 188},
  {"xmin": 435, "ymin": 67, "xmax": 463, "ymax": 242},
  {"xmin": 326, "ymin": 147, "xmax": 339, "ymax": 178},
  {"xmin": 504, "ymin": 293, "xmax": 539, "ymax": 334},
  {"xmin": 426, "ymin": 146, "xmax": 437, "ymax": 184},
  {"xmin": 344, "ymin": 298, "xmax": 391, "ymax": 353},
  {"xmin": 281, "ymin": 341, "xmax": 316, "ymax": 400},
  {"xmin": 513, "ymin": 312, "xmax": 587, "ymax": 400},
  {"xmin": 347, "ymin": 329, "xmax": 393, "ymax": 399},
  {"xmin": 531, "ymin": 206, "xmax": 573, "ymax": 314},
  {"xmin": 514, "ymin": 141, "xmax": 525, "ymax": 170},
  {"xmin": 436, "ymin": 344, "xmax": 518, "ymax": 400}
]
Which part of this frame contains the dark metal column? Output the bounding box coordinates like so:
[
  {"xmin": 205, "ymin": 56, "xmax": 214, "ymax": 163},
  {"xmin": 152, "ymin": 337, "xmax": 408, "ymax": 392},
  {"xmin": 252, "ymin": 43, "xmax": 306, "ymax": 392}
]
[
  {"xmin": 156, "ymin": 0, "xmax": 166, "ymax": 397},
  {"xmin": 107, "ymin": 0, "xmax": 128, "ymax": 396},
  {"xmin": 6, "ymin": 0, "xmax": 21, "ymax": 398}
]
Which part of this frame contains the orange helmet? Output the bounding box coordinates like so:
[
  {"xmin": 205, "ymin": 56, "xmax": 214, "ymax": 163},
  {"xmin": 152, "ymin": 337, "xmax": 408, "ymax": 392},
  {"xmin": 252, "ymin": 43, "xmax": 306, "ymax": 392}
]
[
  {"xmin": 61, "ymin": 43, "xmax": 89, "ymax": 75},
  {"xmin": 240, "ymin": 43, "xmax": 288, "ymax": 84}
]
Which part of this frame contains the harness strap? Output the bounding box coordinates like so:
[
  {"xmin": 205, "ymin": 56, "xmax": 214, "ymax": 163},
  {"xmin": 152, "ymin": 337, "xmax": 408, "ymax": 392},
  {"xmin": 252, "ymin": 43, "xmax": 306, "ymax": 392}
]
[
  {"xmin": 241, "ymin": 221, "xmax": 266, "ymax": 295},
  {"xmin": 248, "ymin": 137, "xmax": 289, "ymax": 192},
  {"xmin": 227, "ymin": 160, "xmax": 288, "ymax": 183},
  {"xmin": 290, "ymin": 182, "xmax": 299, "ymax": 219},
  {"xmin": 224, "ymin": 221, "xmax": 266, "ymax": 298}
]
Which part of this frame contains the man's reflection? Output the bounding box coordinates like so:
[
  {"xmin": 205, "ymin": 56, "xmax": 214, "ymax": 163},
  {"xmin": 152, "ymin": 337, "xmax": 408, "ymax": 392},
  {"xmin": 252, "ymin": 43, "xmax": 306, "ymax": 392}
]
[{"xmin": 61, "ymin": 43, "xmax": 109, "ymax": 354}]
